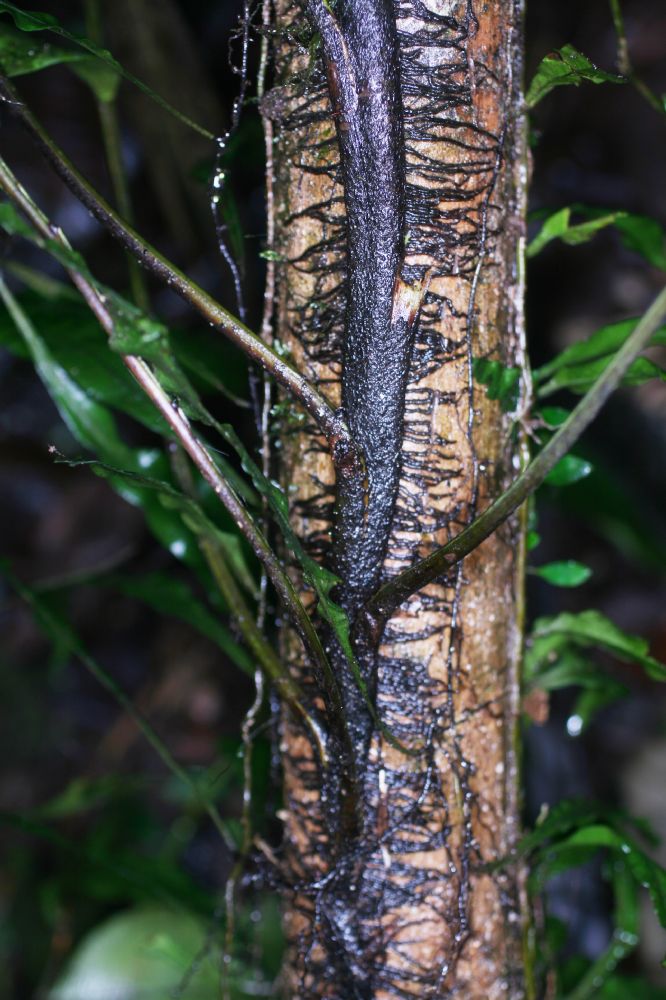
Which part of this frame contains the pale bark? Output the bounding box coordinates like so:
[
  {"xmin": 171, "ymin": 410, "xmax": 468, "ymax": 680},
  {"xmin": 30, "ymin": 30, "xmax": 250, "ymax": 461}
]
[{"xmin": 267, "ymin": 2, "xmax": 530, "ymax": 995}]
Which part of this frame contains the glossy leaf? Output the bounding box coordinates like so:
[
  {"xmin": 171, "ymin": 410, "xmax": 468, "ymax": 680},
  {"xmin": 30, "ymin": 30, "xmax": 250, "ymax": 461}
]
[
  {"xmin": 528, "ymin": 205, "xmax": 666, "ymax": 268},
  {"xmin": 613, "ymin": 212, "xmax": 666, "ymax": 270},
  {"xmin": 539, "ymin": 405, "xmax": 570, "ymax": 427},
  {"xmin": 0, "ymin": 21, "xmax": 121, "ymax": 101},
  {"xmin": 0, "ymin": 276, "xmax": 134, "ymax": 465},
  {"xmin": 527, "ymin": 207, "xmax": 622, "ymax": 257},
  {"xmin": 0, "ymin": 21, "xmax": 84, "ymax": 73},
  {"xmin": 539, "ymin": 354, "xmax": 666, "ymax": 397},
  {"xmin": 473, "ymin": 358, "xmax": 521, "ymax": 412},
  {"xmin": 518, "ymin": 799, "xmax": 647, "ymax": 856},
  {"xmin": 0, "ymin": 291, "xmax": 170, "ymax": 435},
  {"xmin": 526, "ymin": 44, "xmax": 623, "ymax": 108},
  {"xmin": 544, "ymin": 454, "xmax": 593, "ymax": 486},
  {"xmin": 531, "ymin": 560, "xmax": 592, "ymax": 587},
  {"xmin": 534, "ymin": 317, "xmax": 666, "ymax": 385}
]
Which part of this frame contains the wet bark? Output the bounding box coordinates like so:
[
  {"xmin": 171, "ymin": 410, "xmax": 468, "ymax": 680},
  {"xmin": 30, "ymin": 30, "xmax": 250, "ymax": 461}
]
[{"xmin": 265, "ymin": 1, "xmax": 530, "ymax": 996}]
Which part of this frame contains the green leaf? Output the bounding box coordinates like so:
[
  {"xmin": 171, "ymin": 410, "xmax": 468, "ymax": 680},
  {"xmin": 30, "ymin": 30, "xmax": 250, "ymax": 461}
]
[
  {"xmin": 0, "ymin": 279, "xmax": 209, "ymax": 573},
  {"xmin": 5, "ymin": 565, "xmax": 234, "ymax": 849},
  {"xmin": 0, "ymin": 21, "xmax": 82, "ymax": 73},
  {"xmin": 0, "ymin": 3, "xmax": 214, "ymax": 136},
  {"xmin": 556, "ymin": 825, "xmax": 666, "ymax": 928},
  {"xmin": 526, "ymin": 44, "xmax": 623, "ymax": 108},
  {"xmin": 517, "ymin": 799, "xmax": 644, "ymax": 856},
  {"xmin": 539, "ymin": 405, "xmax": 570, "ymax": 427},
  {"xmin": 613, "ymin": 213, "xmax": 666, "ymax": 271},
  {"xmin": 568, "ymin": 682, "xmax": 627, "ymax": 734},
  {"xmin": 473, "ymin": 358, "xmax": 521, "ymax": 412},
  {"xmin": 526, "ymin": 648, "xmax": 627, "ymax": 732},
  {"xmin": 535, "ymin": 317, "xmax": 666, "ymax": 387},
  {"xmin": 107, "ymin": 573, "xmax": 254, "ymax": 676},
  {"xmin": 63, "ymin": 461, "xmax": 258, "ymax": 599},
  {"xmin": 529, "ymin": 609, "xmax": 666, "ymax": 682},
  {"xmin": 531, "ymin": 560, "xmax": 592, "ymax": 587},
  {"xmin": 539, "ymin": 354, "xmax": 666, "ymax": 397},
  {"xmin": 0, "ymin": 21, "xmax": 121, "ymax": 102},
  {"xmin": 0, "ymin": 291, "xmax": 170, "ymax": 435},
  {"xmin": 527, "ymin": 207, "xmax": 622, "ymax": 258},
  {"xmin": 49, "ymin": 907, "xmax": 220, "ymax": 999},
  {"xmin": 0, "ymin": 275, "xmax": 134, "ymax": 465},
  {"xmin": 527, "ymin": 205, "xmax": 666, "ymax": 268},
  {"xmin": 545, "ymin": 454, "xmax": 593, "ymax": 486},
  {"xmin": 561, "ymin": 862, "xmax": 639, "ymax": 1000},
  {"xmin": 69, "ymin": 56, "xmax": 121, "ymax": 103},
  {"xmin": 527, "ymin": 530, "xmax": 541, "ymax": 551}
]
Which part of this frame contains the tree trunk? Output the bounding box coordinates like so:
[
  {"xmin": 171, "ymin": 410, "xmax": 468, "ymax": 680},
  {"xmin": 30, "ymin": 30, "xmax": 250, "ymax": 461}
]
[{"xmin": 266, "ymin": 1, "xmax": 530, "ymax": 995}]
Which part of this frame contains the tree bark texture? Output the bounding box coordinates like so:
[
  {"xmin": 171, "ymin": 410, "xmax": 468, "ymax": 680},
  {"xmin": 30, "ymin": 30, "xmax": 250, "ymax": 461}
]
[{"xmin": 265, "ymin": 1, "xmax": 530, "ymax": 996}]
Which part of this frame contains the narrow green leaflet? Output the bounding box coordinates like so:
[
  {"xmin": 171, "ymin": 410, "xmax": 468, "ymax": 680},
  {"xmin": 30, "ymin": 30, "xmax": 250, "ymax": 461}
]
[
  {"xmin": 526, "ymin": 44, "xmax": 623, "ymax": 108},
  {"xmin": 105, "ymin": 291, "xmax": 209, "ymax": 418},
  {"xmin": 534, "ymin": 316, "xmax": 666, "ymax": 394},
  {"xmin": 530, "ymin": 560, "xmax": 592, "ymax": 587},
  {"xmin": 527, "ymin": 609, "xmax": 666, "ymax": 682},
  {"xmin": 614, "ymin": 212, "xmax": 666, "ymax": 270},
  {"xmin": 525, "ymin": 649, "xmax": 627, "ymax": 733},
  {"xmin": 0, "ymin": 21, "xmax": 85, "ymax": 74},
  {"xmin": 527, "ymin": 207, "xmax": 622, "ymax": 258},
  {"xmin": 539, "ymin": 355, "xmax": 666, "ymax": 397},
  {"xmin": 106, "ymin": 572, "xmax": 254, "ymax": 676},
  {"xmin": 32, "ymin": 775, "xmax": 137, "ymax": 820},
  {"xmin": 527, "ymin": 205, "xmax": 666, "ymax": 269},
  {"xmin": 515, "ymin": 798, "xmax": 657, "ymax": 857},
  {"xmin": 0, "ymin": 2, "xmax": 214, "ymax": 136},
  {"xmin": 569, "ymin": 684, "xmax": 623, "ymax": 733},
  {"xmin": 0, "ymin": 203, "xmax": 253, "ymax": 494}
]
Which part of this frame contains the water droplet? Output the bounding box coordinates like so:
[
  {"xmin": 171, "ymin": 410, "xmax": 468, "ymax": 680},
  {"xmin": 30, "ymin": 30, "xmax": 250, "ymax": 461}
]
[{"xmin": 566, "ymin": 714, "xmax": 583, "ymax": 737}]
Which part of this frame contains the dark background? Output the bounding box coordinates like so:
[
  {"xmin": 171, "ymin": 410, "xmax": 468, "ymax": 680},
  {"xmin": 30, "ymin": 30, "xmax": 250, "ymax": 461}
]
[{"xmin": 0, "ymin": 1, "xmax": 665, "ymax": 996}]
